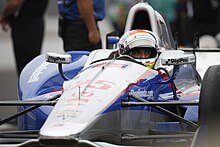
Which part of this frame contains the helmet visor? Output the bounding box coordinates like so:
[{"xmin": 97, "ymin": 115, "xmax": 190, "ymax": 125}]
[{"xmin": 128, "ymin": 47, "xmax": 157, "ymax": 59}]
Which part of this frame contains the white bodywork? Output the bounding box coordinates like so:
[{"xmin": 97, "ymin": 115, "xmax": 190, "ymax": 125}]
[
  {"xmin": 40, "ymin": 57, "xmax": 156, "ymax": 137},
  {"xmin": 83, "ymin": 49, "xmax": 117, "ymax": 68},
  {"xmin": 124, "ymin": 3, "xmax": 158, "ymax": 34},
  {"xmin": 124, "ymin": 2, "xmax": 174, "ymax": 49}
]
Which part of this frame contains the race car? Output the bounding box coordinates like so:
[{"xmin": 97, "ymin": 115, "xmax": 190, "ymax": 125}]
[{"xmin": 0, "ymin": 1, "xmax": 220, "ymax": 147}]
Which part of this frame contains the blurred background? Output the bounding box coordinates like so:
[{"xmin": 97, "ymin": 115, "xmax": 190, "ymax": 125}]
[
  {"xmin": 0, "ymin": 1, "xmax": 115, "ymax": 119},
  {"xmin": 0, "ymin": 1, "xmax": 63, "ymax": 120}
]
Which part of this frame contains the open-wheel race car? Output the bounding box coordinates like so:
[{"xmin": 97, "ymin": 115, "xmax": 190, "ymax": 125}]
[{"xmin": 1, "ymin": 1, "xmax": 220, "ymax": 147}]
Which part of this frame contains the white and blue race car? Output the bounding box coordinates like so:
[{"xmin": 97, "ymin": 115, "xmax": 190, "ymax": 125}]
[{"xmin": 1, "ymin": 1, "xmax": 220, "ymax": 147}]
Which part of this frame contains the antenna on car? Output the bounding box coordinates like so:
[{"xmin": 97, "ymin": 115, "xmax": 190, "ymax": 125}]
[
  {"xmin": 174, "ymin": 32, "xmax": 179, "ymax": 50},
  {"xmin": 192, "ymin": 32, "xmax": 199, "ymax": 67},
  {"xmin": 193, "ymin": 32, "xmax": 200, "ymax": 49}
]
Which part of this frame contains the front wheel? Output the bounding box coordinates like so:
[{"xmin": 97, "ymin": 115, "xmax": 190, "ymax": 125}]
[{"xmin": 199, "ymin": 65, "xmax": 220, "ymax": 147}]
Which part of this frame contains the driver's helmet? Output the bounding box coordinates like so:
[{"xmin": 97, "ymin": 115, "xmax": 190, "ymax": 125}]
[{"xmin": 118, "ymin": 30, "xmax": 159, "ymax": 69}]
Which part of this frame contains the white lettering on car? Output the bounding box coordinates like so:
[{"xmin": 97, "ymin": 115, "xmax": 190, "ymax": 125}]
[{"xmin": 27, "ymin": 62, "xmax": 49, "ymax": 83}]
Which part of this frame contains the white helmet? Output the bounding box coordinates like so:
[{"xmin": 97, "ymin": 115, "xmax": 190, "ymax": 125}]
[{"xmin": 118, "ymin": 30, "xmax": 159, "ymax": 68}]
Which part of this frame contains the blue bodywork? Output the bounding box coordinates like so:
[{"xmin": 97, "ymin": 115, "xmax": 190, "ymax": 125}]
[{"xmin": 18, "ymin": 51, "xmax": 90, "ymax": 130}]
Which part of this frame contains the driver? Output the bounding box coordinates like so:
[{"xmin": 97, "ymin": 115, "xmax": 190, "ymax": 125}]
[
  {"xmin": 118, "ymin": 29, "xmax": 159, "ymax": 69},
  {"xmin": 129, "ymin": 47, "xmax": 152, "ymax": 59}
]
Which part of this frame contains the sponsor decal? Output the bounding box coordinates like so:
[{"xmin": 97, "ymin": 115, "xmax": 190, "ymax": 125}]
[
  {"xmin": 27, "ymin": 62, "xmax": 49, "ymax": 83},
  {"xmin": 121, "ymin": 64, "xmax": 129, "ymax": 69},
  {"xmin": 46, "ymin": 56, "xmax": 66, "ymax": 63},
  {"xmin": 65, "ymin": 98, "xmax": 89, "ymax": 106},
  {"xmin": 166, "ymin": 58, "xmax": 188, "ymax": 64},
  {"xmin": 55, "ymin": 109, "xmax": 82, "ymax": 118},
  {"xmin": 129, "ymin": 89, "xmax": 153, "ymax": 98},
  {"xmin": 65, "ymin": 80, "xmax": 116, "ymax": 106},
  {"xmin": 69, "ymin": 80, "xmax": 116, "ymax": 91}
]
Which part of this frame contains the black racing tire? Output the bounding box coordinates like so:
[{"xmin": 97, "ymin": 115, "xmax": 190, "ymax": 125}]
[{"xmin": 199, "ymin": 65, "xmax": 220, "ymax": 147}]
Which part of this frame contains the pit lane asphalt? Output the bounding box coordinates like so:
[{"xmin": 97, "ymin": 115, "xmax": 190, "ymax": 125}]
[{"xmin": 0, "ymin": 16, "xmax": 113, "ymax": 131}]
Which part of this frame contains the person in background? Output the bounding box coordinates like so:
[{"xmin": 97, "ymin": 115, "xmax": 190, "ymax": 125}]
[
  {"xmin": 57, "ymin": 0, "xmax": 105, "ymax": 52},
  {"xmin": 0, "ymin": 0, "xmax": 49, "ymax": 76},
  {"xmin": 176, "ymin": 0, "xmax": 220, "ymax": 47}
]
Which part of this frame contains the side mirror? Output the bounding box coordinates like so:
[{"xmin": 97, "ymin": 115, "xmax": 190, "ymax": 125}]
[
  {"xmin": 45, "ymin": 52, "xmax": 72, "ymax": 80},
  {"xmin": 161, "ymin": 50, "xmax": 195, "ymax": 66}
]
